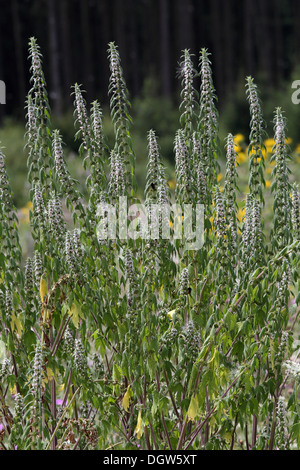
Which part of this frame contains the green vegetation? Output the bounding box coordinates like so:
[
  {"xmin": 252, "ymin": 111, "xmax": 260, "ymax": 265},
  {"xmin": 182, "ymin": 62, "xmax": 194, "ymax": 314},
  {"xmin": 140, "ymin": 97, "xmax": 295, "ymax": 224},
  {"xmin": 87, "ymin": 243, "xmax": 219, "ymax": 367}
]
[{"xmin": 0, "ymin": 38, "xmax": 299, "ymax": 451}]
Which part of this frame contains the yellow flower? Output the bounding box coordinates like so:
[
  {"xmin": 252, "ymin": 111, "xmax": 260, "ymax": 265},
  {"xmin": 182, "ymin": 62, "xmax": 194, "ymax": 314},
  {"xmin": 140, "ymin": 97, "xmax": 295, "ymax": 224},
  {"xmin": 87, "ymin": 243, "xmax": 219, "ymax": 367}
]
[
  {"xmin": 19, "ymin": 202, "xmax": 32, "ymax": 224},
  {"xmin": 237, "ymin": 208, "xmax": 245, "ymax": 223},
  {"xmin": 265, "ymin": 180, "xmax": 271, "ymax": 188},
  {"xmin": 233, "ymin": 133, "xmax": 245, "ymax": 144},
  {"xmin": 295, "ymin": 144, "xmax": 300, "ymax": 154},
  {"xmin": 236, "ymin": 152, "xmax": 246, "ymax": 164},
  {"xmin": 264, "ymin": 139, "xmax": 275, "ymax": 155},
  {"xmin": 247, "ymin": 147, "xmax": 266, "ymax": 159},
  {"xmin": 217, "ymin": 173, "xmax": 223, "ymax": 182},
  {"xmin": 168, "ymin": 179, "xmax": 176, "ymax": 190}
]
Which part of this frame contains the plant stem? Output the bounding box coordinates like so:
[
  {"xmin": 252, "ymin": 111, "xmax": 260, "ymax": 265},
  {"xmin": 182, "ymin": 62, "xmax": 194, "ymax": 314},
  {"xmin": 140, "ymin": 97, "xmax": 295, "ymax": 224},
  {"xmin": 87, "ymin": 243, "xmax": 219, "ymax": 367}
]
[{"xmin": 46, "ymin": 386, "xmax": 81, "ymax": 450}]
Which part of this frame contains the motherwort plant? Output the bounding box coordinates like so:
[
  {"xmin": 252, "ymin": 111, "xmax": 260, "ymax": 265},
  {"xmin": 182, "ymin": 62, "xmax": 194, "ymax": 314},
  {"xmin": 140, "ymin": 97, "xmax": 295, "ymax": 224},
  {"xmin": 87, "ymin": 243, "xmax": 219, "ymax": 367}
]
[{"xmin": 0, "ymin": 40, "xmax": 299, "ymax": 451}]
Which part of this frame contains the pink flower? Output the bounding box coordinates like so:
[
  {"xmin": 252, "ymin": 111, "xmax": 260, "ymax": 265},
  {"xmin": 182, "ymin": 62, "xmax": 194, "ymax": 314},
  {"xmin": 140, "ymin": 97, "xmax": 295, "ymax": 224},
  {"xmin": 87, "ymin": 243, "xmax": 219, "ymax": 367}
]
[{"xmin": 56, "ymin": 399, "xmax": 68, "ymax": 406}]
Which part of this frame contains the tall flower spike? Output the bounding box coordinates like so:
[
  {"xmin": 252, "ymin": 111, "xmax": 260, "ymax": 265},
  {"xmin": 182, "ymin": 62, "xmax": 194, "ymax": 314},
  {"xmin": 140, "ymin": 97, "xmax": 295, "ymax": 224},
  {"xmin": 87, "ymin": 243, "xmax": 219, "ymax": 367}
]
[
  {"xmin": 0, "ymin": 148, "xmax": 23, "ymax": 283},
  {"xmin": 245, "ymin": 76, "xmax": 266, "ymax": 203},
  {"xmin": 214, "ymin": 187, "xmax": 227, "ymax": 242},
  {"xmin": 33, "ymin": 251, "xmax": 43, "ymax": 289},
  {"xmin": 108, "ymin": 42, "xmax": 135, "ymax": 196},
  {"xmin": 276, "ymin": 397, "xmax": 289, "ymax": 450},
  {"xmin": 28, "ymin": 37, "xmax": 53, "ymax": 191},
  {"xmin": 157, "ymin": 170, "xmax": 171, "ymax": 242},
  {"xmin": 0, "ymin": 147, "xmax": 14, "ymax": 211},
  {"xmin": 145, "ymin": 130, "xmax": 169, "ymax": 243},
  {"xmin": 241, "ymin": 194, "xmax": 253, "ymax": 266},
  {"xmin": 5, "ymin": 288, "xmax": 12, "ymax": 323},
  {"xmin": 64, "ymin": 325, "xmax": 75, "ymax": 356},
  {"xmin": 124, "ymin": 248, "xmax": 138, "ymax": 306},
  {"xmin": 224, "ymin": 134, "xmax": 239, "ymax": 258},
  {"xmin": 28, "ymin": 37, "xmax": 48, "ymax": 108},
  {"xmin": 74, "ymin": 338, "xmax": 88, "ymax": 379},
  {"xmin": 53, "ymin": 130, "xmax": 74, "ymax": 191},
  {"xmin": 73, "ymin": 228, "xmax": 84, "ymax": 259},
  {"xmin": 291, "ymin": 183, "xmax": 300, "ymax": 241},
  {"xmin": 73, "ymin": 83, "xmax": 91, "ymax": 153},
  {"xmin": 33, "ymin": 182, "xmax": 46, "ymax": 231},
  {"xmin": 179, "ymin": 268, "xmax": 189, "ymax": 297},
  {"xmin": 0, "ymin": 358, "xmax": 11, "ymax": 380},
  {"xmin": 108, "ymin": 149, "xmax": 126, "ymax": 198},
  {"xmin": 53, "ymin": 129, "xmax": 84, "ymax": 222},
  {"xmin": 65, "ymin": 231, "xmax": 77, "ymax": 273},
  {"xmin": 47, "ymin": 194, "xmax": 66, "ymax": 246},
  {"xmin": 25, "ymin": 94, "xmax": 39, "ymax": 183},
  {"xmin": 145, "ymin": 130, "xmax": 163, "ymax": 202},
  {"xmin": 175, "ymin": 129, "xmax": 192, "ymax": 202},
  {"xmin": 213, "ymin": 187, "xmax": 228, "ymax": 305},
  {"xmin": 13, "ymin": 393, "xmax": 25, "ymax": 426},
  {"xmin": 250, "ymin": 198, "xmax": 264, "ymax": 266},
  {"xmin": 179, "ymin": 49, "xmax": 198, "ymax": 145},
  {"xmin": 198, "ymin": 48, "xmax": 220, "ymax": 185},
  {"xmin": 193, "ymin": 133, "xmax": 207, "ymax": 204},
  {"xmin": 25, "ymin": 258, "xmax": 34, "ymax": 319},
  {"xmin": 182, "ymin": 320, "xmax": 201, "ymax": 363},
  {"xmin": 271, "ymin": 108, "xmax": 291, "ymax": 251},
  {"xmin": 88, "ymin": 100, "xmax": 107, "ymax": 191}
]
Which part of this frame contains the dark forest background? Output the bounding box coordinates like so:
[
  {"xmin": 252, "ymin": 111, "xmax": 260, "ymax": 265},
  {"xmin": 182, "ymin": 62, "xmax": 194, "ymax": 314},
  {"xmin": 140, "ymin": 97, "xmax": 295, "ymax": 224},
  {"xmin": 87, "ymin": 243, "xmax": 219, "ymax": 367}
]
[
  {"xmin": 1, "ymin": 0, "xmax": 300, "ymax": 118},
  {"xmin": 1, "ymin": 0, "xmax": 300, "ymax": 208}
]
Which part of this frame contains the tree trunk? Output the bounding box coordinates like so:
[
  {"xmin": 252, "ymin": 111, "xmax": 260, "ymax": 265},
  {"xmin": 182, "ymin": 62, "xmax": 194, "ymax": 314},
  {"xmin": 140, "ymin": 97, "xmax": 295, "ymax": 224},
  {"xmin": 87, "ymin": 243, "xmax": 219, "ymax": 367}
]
[
  {"xmin": 223, "ymin": 0, "xmax": 234, "ymax": 95},
  {"xmin": 128, "ymin": 0, "xmax": 140, "ymax": 96},
  {"xmin": 160, "ymin": 0, "xmax": 171, "ymax": 98},
  {"xmin": 176, "ymin": 0, "xmax": 194, "ymax": 52},
  {"xmin": 257, "ymin": 0, "xmax": 273, "ymax": 87},
  {"xmin": 80, "ymin": 0, "xmax": 94, "ymax": 99},
  {"xmin": 11, "ymin": 0, "xmax": 26, "ymax": 113},
  {"xmin": 274, "ymin": 0, "xmax": 284, "ymax": 86},
  {"xmin": 48, "ymin": 0, "xmax": 62, "ymax": 117},
  {"xmin": 59, "ymin": 0, "xmax": 72, "ymax": 108},
  {"xmin": 211, "ymin": 0, "xmax": 224, "ymax": 100},
  {"xmin": 244, "ymin": 0, "xmax": 255, "ymax": 77}
]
